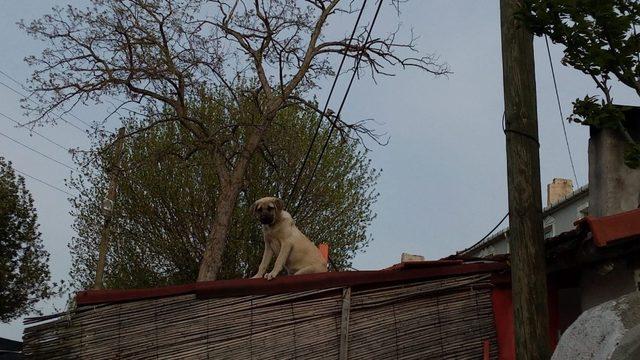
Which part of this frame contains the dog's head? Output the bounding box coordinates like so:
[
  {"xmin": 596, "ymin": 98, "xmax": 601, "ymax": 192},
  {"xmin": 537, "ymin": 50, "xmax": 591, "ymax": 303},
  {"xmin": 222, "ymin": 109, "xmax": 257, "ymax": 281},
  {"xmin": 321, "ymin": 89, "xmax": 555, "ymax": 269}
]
[{"xmin": 250, "ymin": 197, "xmax": 285, "ymax": 225}]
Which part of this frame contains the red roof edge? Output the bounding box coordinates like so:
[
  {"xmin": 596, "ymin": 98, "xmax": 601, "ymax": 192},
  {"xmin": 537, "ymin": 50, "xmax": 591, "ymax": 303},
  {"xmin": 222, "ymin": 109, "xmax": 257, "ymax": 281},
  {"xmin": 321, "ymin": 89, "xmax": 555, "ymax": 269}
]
[
  {"xmin": 75, "ymin": 261, "xmax": 507, "ymax": 306},
  {"xmin": 577, "ymin": 208, "xmax": 640, "ymax": 247},
  {"xmin": 75, "ymin": 282, "xmax": 200, "ymax": 306}
]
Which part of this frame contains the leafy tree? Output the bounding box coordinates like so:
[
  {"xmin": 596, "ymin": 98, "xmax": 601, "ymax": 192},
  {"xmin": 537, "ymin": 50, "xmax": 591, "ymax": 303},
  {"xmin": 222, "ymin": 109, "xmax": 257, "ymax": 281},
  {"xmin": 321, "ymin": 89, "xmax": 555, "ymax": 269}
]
[
  {"xmin": 21, "ymin": 0, "xmax": 448, "ymax": 280},
  {"xmin": 0, "ymin": 157, "xmax": 54, "ymax": 322},
  {"xmin": 69, "ymin": 101, "xmax": 379, "ymax": 289},
  {"xmin": 521, "ymin": 0, "xmax": 640, "ymax": 167}
]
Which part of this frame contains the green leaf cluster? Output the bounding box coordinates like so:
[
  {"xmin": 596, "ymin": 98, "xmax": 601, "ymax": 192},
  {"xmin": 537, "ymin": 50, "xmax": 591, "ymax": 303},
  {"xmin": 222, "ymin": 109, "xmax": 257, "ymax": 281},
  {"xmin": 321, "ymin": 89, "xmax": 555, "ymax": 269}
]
[{"xmin": 0, "ymin": 157, "xmax": 54, "ymax": 322}]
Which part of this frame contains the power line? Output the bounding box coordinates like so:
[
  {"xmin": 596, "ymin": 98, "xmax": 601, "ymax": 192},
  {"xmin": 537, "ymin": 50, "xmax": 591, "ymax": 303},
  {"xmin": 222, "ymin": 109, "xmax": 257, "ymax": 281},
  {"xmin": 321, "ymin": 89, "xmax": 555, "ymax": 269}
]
[
  {"xmin": 293, "ymin": 0, "xmax": 384, "ymax": 215},
  {"xmin": 458, "ymin": 212, "xmax": 509, "ymax": 255},
  {"xmin": 0, "ymin": 130, "xmax": 76, "ymax": 171},
  {"xmin": 0, "ymin": 111, "xmax": 70, "ymax": 152},
  {"xmin": 454, "ymin": 112, "xmax": 512, "ymax": 252},
  {"xmin": 13, "ymin": 168, "xmax": 73, "ymax": 197},
  {"xmin": 544, "ymin": 35, "xmax": 579, "ymax": 187},
  {"xmin": 287, "ymin": 0, "xmax": 369, "ymax": 206},
  {"xmin": 1, "ymin": 68, "xmax": 124, "ymax": 136},
  {"xmin": 477, "ymin": 212, "xmax": 509, "ymax": 245},
  {"xmin": 0, "ymin": 69, "xmax": 25, "ymax": 90},
  {"xmin": 0, "ymin": 76, "xmax": 89, "ymax": 133}
]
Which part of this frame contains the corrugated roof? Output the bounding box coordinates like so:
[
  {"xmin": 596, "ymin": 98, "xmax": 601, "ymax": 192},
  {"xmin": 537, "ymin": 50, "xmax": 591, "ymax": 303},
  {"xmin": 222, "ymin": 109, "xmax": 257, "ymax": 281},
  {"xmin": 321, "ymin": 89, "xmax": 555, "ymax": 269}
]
[{"xmin": 75, "ymin": 260, "xmax": 507, "ymax": 306}]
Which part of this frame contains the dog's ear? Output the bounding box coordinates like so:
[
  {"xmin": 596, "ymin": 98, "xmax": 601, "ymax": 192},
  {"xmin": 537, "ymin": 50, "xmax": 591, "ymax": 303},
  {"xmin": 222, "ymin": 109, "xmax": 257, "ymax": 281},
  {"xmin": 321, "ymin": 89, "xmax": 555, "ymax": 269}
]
[
  {"xmin": 274, "ymin": 198, "xmax": 285, "ymax": 212},
  {"xmin": 250, "ymin": 200, "xmax": 259, "ymax": 215}
]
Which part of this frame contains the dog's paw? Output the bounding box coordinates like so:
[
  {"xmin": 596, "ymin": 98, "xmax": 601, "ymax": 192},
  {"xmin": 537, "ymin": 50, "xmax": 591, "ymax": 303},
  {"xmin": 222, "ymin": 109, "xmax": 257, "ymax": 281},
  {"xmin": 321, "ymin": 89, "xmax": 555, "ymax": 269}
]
[
  {"xmin": 264, "ymin": 272, "xmax": 278, "ymax": 280},
  {"xmin": 251, "ymin": 274, "xmax": 263, "ymax": 279}
]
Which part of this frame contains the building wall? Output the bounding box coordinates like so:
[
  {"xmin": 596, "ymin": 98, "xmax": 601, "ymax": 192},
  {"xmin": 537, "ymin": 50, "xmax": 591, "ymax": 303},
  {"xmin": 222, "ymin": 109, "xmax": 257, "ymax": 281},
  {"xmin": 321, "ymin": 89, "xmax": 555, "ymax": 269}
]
[
  {"xmin": 553, "ymin": 258, "xmax": 640, "ymax": 337},
  {"xmin": 580, "ymin": 259, "xmax": 639, "ymax": 311},
  {"xmin": 472, "ymin": 233, "xmax": 509, "ymax": 257},
  {"xmin": 589, "ymin": 118, "xmax": 640, "ymax": 217},
  {"xmin": 543, "ymin": 194, "xmax": 589, "ymax": 238}
]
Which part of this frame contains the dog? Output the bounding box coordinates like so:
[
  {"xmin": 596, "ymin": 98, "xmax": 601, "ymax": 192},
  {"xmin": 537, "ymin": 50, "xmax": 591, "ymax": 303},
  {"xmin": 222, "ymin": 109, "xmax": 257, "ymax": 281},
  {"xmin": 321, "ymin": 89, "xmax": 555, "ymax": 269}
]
[{"xmin": 250, "ymin": 197, "xmax": 327, "ymax": 280}]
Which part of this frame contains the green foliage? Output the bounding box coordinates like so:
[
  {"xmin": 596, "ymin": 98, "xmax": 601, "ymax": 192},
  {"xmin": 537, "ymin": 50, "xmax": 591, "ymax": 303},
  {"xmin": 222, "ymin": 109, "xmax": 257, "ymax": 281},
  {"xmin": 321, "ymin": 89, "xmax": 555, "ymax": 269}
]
[
  {"xmin": 521, "ymin": 0, "xmax": 640, "ymax": 167},
  {"xmin": 69, "ymin": 100, "xmax": 379, "ymax": 289},
  {"xmin": 569, "ymin": 96, "xmax": 626, "ymax": 129},
  {"xmin": 522, "ymin": 0, "xmax": 640, "ymax": 84},
  {"xmin": 624, "ymin": 142, "xmax": 640, "ymax": 168},
  {"xmin": 0, "ymin": 157, "xmax": 54, "ymax": 322}
]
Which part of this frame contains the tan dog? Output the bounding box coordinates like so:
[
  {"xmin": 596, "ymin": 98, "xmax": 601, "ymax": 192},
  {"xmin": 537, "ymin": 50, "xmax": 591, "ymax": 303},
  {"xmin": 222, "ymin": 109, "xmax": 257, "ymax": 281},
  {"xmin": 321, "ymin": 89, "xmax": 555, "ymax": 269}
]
[{"xmin": 251, "ymin": 197, "xmax": 327, "ymax": 280}]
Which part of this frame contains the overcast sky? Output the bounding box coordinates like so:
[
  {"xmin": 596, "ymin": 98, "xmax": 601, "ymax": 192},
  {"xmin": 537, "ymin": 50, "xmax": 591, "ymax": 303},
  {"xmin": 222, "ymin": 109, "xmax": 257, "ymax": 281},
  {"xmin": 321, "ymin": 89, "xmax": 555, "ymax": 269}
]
[{"xmin": 1, "ymin": 0, "xmax": 638, "ymax": 340}]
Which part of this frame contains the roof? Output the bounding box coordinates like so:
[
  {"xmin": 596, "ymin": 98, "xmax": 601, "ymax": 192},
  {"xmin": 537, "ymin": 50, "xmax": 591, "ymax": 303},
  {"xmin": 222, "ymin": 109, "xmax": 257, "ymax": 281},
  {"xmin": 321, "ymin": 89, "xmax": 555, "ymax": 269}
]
[
  {"xmin": 579, "ymin": 208, "xmax": 640, "ymax": 247},
  {"xmin": 545, "ymin": 207, "xmax": 640, "ymax": 248},
  {"xmin": 546, "ymin": 207, "xmax": 640, "ymax": 271},
  {"xmin": 0, "ymin": 354, "xmax": 22, "ymax": 360},
  {"xmin": 74, "ymin": 260, "xmax": 507, "ymax": 306},
  {"xmin": 458, "ymin": 184, "xmax": 589, "ymax": 255},
  {"xmin": 0, "ymin": 338, "xmax": 21, "ymax": 352}
]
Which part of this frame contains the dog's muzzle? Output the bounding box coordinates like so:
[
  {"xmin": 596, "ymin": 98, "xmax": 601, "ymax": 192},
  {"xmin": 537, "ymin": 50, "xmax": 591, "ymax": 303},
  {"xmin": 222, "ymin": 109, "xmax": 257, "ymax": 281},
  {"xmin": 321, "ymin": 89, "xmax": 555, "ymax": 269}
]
[{"xmin": 259, "ymin": 215, "xmax": 275, "ymax": 225}]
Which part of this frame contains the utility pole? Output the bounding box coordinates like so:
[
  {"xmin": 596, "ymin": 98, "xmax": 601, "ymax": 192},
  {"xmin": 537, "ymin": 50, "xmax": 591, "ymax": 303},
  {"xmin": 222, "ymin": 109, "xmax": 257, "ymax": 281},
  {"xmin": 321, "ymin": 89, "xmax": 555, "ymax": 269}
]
[
  {"xmin": 500, "ymin": 0, "xmax": 551, "ymax": 359},
  {"xmin": 93, "ymin": 127, "xmax": 126, "ymax": 290}
]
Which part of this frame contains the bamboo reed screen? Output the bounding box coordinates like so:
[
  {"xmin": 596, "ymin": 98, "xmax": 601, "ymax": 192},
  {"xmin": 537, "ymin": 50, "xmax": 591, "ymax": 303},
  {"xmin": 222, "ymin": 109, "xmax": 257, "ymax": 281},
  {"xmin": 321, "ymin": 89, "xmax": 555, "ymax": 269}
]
[{"xmin": 23, "ymin": 273, "xmax": 498, "ymax": 359}]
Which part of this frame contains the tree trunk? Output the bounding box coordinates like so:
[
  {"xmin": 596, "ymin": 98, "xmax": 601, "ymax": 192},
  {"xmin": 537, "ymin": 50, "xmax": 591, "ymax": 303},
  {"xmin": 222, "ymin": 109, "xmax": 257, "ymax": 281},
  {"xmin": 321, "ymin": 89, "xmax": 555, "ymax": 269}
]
[
  {"xmin": 197, "ymin": 179, "xmax": 241, "ymax": 281},
  {"xmin": 196, "ymin": 118, "xmax": 273, "ymax": 281}
]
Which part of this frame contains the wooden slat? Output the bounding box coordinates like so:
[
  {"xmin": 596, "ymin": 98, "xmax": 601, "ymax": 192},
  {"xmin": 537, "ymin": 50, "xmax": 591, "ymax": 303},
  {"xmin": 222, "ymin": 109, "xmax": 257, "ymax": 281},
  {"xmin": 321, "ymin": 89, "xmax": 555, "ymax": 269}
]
[{"xmin": 339, "ymin": 287, "xmax": 351, "ymax": 360}]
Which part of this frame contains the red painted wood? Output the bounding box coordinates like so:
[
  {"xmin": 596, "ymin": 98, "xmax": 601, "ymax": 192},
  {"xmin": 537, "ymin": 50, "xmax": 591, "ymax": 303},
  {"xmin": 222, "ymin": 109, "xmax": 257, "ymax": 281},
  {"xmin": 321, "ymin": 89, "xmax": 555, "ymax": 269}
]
[
  {"xmin": 492, "ymin": 287, "xmax": 515, "ymax": 360},
  {"xmin": 580, "ymin": 208, "xmax": 640, "ymax": 247},
  {"xmin": 76, "ymin": 262, "xmax": 507, "ymax": 305},
  {"xmin": 483, "ymin": 340, "xmax": 491, "ymax": 360}
]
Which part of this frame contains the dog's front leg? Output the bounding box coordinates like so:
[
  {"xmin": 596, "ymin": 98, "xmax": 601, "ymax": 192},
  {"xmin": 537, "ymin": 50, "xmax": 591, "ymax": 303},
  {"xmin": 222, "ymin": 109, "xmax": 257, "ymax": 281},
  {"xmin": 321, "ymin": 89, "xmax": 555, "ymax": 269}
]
[
  {"xmin": 265, "ymin": 242, "xmax": 292, "ymax": 280},
  {"xmin": 252, "ymin": 245, "xmax": 273, "ymax": 279}
]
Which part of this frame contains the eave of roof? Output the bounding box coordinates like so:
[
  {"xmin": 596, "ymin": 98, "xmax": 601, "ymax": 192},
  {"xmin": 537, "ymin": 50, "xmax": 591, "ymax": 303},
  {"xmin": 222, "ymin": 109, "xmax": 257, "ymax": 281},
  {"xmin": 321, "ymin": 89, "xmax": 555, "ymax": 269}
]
[
  {"xmin": 545, "ymin": 208, "xmax": 640, "ymax": 272},
  {"xmin": 578, "ymin": 207, "xmax": 640, "ymax": 247},
  {"xmin": 74, "ymin": 260, "xmax": 508, "ymax": 306},
  {"xmin": 0, "ymin": 338, "xmax": 22, "ymax": 352},
  {"xmin": 71, "ymin": 204, "xmax": 640, "ymax": 308},
  {"xmin": 542, "ymin": 184, "xmax": 589, "ymax": 214}
]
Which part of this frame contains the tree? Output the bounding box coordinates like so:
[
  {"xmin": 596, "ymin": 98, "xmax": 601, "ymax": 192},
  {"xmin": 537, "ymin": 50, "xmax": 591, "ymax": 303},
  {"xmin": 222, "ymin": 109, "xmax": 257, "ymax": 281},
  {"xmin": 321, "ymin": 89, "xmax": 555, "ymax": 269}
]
[
  {"xmin": 68, "ymin": 101, "xmax": 379, "ymax": 289},
  {"xmin": 21, "ymin": 0, "xmax": 448, "ymax": 280},
  {"xmin": 0, "ymin": 157, "xmax": 54, "ymax": 322},
  {"xmin": 521, "ymin": 0, "xmax": 640, "ymax": 167}
]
